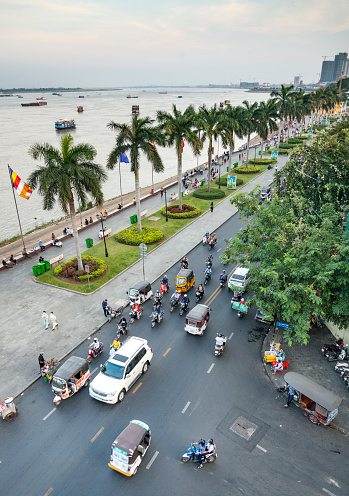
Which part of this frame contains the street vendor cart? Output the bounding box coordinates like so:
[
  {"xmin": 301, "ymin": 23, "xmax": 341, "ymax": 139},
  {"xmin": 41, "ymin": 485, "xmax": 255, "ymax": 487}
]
[{"xmin": 1, "ymin": 397, "xmax": 18, "ymax": 421}]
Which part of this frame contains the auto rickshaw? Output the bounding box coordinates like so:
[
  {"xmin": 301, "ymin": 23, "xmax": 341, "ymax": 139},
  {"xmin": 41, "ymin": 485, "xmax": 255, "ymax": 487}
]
[
  {"xmin": 175, "ymin": 268, "xmax": 195, "ymax": 293},
  {"xmin": 51, "ymin": 356, "xmax": 91, "ymax": 406},
  {"xmin": 1, "ymin": 397, "xmax": 18, "ymax": 421},
  {"xmin": 108, "ymin": 419, "xmax": 151, "ymax": 476},
  {"xmin": 127, "ymin": 281, "xmax": 153, "ymax": 305},
  {"xmin": 283, "ymin": 372, "xmax": 342, "ymax": 425},
  {"xmin": 184, "ymin": 304, "xmax": 210, "ymax": 336}
]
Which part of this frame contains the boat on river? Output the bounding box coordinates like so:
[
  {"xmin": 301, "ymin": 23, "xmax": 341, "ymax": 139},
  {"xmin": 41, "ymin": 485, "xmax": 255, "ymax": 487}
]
[
  {"xmin": 36, "ymin": 97, "xmax": 47, "ymax": 100},
  {"xmin": 55, "ymin": 119, "xmax": 76, "ymax": 130},
  {"xmin": 127, "ymin": 95, "xmax": 138, "ymax": 98},
  {"xmin": 21, "ymin": 101, "xmax": 47, "ymax": 107}
]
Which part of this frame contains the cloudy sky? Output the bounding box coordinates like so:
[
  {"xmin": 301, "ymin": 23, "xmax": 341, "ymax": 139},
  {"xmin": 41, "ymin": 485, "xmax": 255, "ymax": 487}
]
[{"xmin": 1, "ymin": 0, "xmax": 348, "ymax": 88}]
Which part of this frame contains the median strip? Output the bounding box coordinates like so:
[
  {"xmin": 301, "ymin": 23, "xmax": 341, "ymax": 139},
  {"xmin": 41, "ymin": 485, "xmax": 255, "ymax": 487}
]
[
  {"xmin": 91, "ymin": 427, "xmax": 104, "ymax": 443},
  {"xmin": 163, "ymin": 347, "xmax": 171, "ymax": 357},
  {"xmin": 132, "ymin": 382, "xmax": 142, "ymax": 394}
]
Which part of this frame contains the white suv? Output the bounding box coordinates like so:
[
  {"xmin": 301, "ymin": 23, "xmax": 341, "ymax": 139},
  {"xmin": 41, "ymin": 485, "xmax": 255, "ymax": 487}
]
[
  {"xmin": 228, "ymin": 266, "xmax": 249, "ymax": 292},
  {"xmin": 89, "ymin": 336, "xmax": 153, "ymax": 404}
]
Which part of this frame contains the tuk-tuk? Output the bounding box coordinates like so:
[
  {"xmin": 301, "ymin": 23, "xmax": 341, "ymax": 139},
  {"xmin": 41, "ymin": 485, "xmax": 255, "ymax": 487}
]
[
  {"xmin": 108, "ymin": 419, "xmax": 151, "ymax": 476},
  {"xmin": 284, "ymin": 372, "xmax": 342, "ymax": 425},
  {"xmin": 51, "ymin": 356, "xmax": 91, "ymax": 406},
  {"xmin": 175, "ymin": 268, "xmax": 195, "ymax": 293},
  {"xmin": 1, "ymin": 397, "xmax": 18, "ymax": 422},
  {"xmin": 184, "ymin": 304, "xmax": 210, "ymax": 336},
  {"xmin": 127, "ymin": 281, "xmax": 153, "ymax": 305}
]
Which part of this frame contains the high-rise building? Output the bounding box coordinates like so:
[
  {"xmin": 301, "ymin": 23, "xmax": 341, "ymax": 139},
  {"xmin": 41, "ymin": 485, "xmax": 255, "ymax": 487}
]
[
  {"xmin": 319, "ymin": 52, "xmax": 348, "ymax": 83},
  {"xmin": 294, "ymin": 76, "xmax": 300, "ymax": 86}
]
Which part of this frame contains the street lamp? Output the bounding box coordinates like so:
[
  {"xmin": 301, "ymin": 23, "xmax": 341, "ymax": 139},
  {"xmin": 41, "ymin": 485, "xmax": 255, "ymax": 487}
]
[
  {"xmin": 218, "ymin": 156, "xmax": 222, "ymax": 189},
  {"xmin": 96, "ymin": 214, "xmax": 109, "ymax": 258},
  {"xmin": 164, "ymin": 190, "xmax": 168, "ymax": 222}
]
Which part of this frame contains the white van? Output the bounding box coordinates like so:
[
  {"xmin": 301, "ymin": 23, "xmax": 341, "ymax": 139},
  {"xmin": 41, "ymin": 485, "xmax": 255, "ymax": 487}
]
[
  {"xmin": 89, "ymin": 336, "xmax": 153, "ymax": 404},
  {"xmin": 228, "ymin": 266, "xmax": 249, "ymax": 292}
]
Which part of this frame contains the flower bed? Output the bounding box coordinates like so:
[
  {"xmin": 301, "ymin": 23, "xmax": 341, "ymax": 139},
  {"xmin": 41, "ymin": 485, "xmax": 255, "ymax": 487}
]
[
  {"xmin": 54, "ymin": 255, "xmax": 106, "ymax": 282},
  {"xmin": 193, "ymin": 188, "xmax": 225, "ymax": 199},
  {"xmin": 161, "ymin": 203, "xmax": 201, "ymax": 218},
  {"xmin": 115, "ymin": 226, "xmax": 163, "ymax": 245},
  {"xmin": 234, "ymin": 165, "xmax": 261, "ymax": 174}
]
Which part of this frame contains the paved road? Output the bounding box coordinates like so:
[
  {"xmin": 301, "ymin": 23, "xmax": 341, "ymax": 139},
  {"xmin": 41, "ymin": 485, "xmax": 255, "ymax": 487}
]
[{"xmin": 2, "ymin": 215, "xmax": 347, "ymax": 496}]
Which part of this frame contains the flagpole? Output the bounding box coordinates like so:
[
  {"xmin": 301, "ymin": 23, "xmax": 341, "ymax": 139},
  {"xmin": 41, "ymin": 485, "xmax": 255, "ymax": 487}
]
[
  {"xmin": 119, "ymin": 158, "xmax": 123, "ymax": 205},
  {"xmin": 8, "ymin": 165, "xmax": 27, "ymax": 254}
]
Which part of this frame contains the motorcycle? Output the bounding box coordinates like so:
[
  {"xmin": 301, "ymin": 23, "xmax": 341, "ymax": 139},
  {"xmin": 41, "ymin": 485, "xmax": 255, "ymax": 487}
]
[
  {"xmin": 196, "ymin": 290, "xmax": 204, "ymax": 303},
  {"xmin": 206, "ymin": 256, "xmax": 213, "ymax": 268},
  {"xmin": 129, "ymin": 307, "xmax": 143, "ymax": 324},
  {"xmin": 203, "ymin": 233, "xmax": 210, "ymax": 246},
  {"xmin": 87, "ymin": 342, "xmax": 104, "ymax": 363},
  {"xmin": 321, "ymin": 339, "xmax": 344, "ymax": 355},
  {"xmin": 327, "ymin": 346, "xmax": 348, "ymax": 362},
  {"xmin": 117, "ymin": 323, "xmax": 128, "ymax": 335},
  {"xmin": 179, "ymin": 300, "xmax": 189, "ymax": 316},
  {"xmin": 219, "ymin": 276, "xmax": 227, "ymax": 288},
  {"xmin": 231, "ymin": 290, "xmax": 243, "ymax": 302},
  {"xmin": 181, "ymin": 442, "xmax": 217, "ymax": 464},
  {"xmin": 151, "ymin": 309, "xmax": 163, "ymax": 328},
  {"xmin": 109, "ymin": 334, "xmax": 122, "ymax": 357},
  {"xmin": 208, "ymin": 238, "xmax": 216, "ymax": 251},
  {"xmin": 215, "ymin": 336, "xmax": 227, "ymax": 357},
  {"xmin": 107, "ymin": 305, "xmax": 124, "ymax": 323},
  {"xmin": 204, "ymin": 271, "xmax": 211, "ymax": 285},
  {"xmin": 170, "ymin": 294, "xmax": 181, "ymax": 312},
  {"xmin": 160, "ymin": 283, "xmax": 169, "ymax": 297}
]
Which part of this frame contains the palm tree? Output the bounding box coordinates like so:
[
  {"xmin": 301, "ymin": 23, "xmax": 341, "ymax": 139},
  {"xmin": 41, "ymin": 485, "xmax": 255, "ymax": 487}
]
[
  {"xmin": 28, "ymin": 134, "xmax": 106, "ymax": 271},
  {"xmin": 107, "ymin": 114, "xmax": 164, "ymax": 233},
  {"xmin": 253, "ymin": 99, "xmax": 278, "ymax": 160},
  {"xmin": 240, "ymin": 100, "xmax": 258, "ymax": 168},
  {"xmin": 220, "ymin": 105, "xmax": 243, "ymax": 170},
  {"xmin": 271, "ymin": 84, "xmax": 295, "ymax": 148},
  {"xmin": 157, "ymin": 105, "xmax": 202, "ymax": 209},
  {"xmin": 196, "ymin": 104, "xmax": 224, "ymax": 192}
]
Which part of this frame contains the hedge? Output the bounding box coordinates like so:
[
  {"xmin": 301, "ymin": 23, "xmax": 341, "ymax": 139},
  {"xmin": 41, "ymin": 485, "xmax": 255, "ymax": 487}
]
[
  {"xmin": 234, "ymin": 165, "xmax": 261, "ymax": 174},
  {"xmin": 160, "ymin": 205, "xmax": 201, "ymax": 218},
  {"xmin": 248, "ymin": 158, "xmax": 275, "ymax": 165},
  {"xmin": 279, "ymin": 143, "xmax": 297, "ymax": 149},
  {"xmin": 287, "ymin": 138, "xmax": 303, "ymax": 144},
  {"xmin": 214, "ymin": 176, "xmax": 243, "ymax": 186},
  {"xmin": 266, "ymin": 148, "xmax": 289, "ymax": 155},
  {"xmin": 54, "ymin": 255, "xmax": 107, "ymax": 281},
  {"xmin": 193, "ymin": 188, "xmax": 226, "ymax": 199},
  {"xmin": 115, "ymin": 226, "xmax": 163, "ymax": 245}
]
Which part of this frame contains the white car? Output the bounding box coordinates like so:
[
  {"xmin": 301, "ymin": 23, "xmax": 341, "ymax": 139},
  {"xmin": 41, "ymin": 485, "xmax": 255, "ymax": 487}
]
[
  {"xmin": 228, "ymin": 266, "xmax": 249, "ymax": 292},
  {"xmin": 89, "ymin": 336, "xmax": 153, "ymax": 404}
]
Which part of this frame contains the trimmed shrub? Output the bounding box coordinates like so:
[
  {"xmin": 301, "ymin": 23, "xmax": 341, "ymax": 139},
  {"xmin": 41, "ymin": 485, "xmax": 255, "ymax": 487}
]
[
  {"xmin": 279, "ymin": 143, "xmax": 297, "ymax": 149},
  {"xmin": 236, "ymin": 178, "xmax": 243, "ymax": 186},
  {"xmin": 54, "ymin": 255, "xmax": 106, "ymax": 281},
  {"xmin": 234, "ymin": 165, "xmax": 261, "ymax": 174},
  {"xmin": 215, "ymin": 175, "xmax": 244, "ymax": 186},
  {"xmin": 287, "ymin": 138, "xmax": 303, "ymax": 144},
  {"xmin": 248, "ymin": 158, "xmax": 275, "ymax": 165},
  {"xmin": 161, "ymin": 204, "xmax": 201, "ymax": 218},
  {"xmin": 115, "ymin": 226, "xmax": 163, "ymax": 245},
  {"xmin": 266, "ymin": 148, "xmax": 289, "ymax": 155},
  {"xmin": 193, "ymin": 188, "xmax": 226, "ymax": 199}
]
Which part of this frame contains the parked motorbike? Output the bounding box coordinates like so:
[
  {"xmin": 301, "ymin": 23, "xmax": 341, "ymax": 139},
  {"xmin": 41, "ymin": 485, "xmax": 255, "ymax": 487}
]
[
  {"xmin": 181, "ymin": 442, "xmax": 217, "ymax": 464},
  {"xmin": 179, "ymin": 300, "xmax": 189, "ymax": 316},
  {"xmin": 215, "ymin": 335, "xmax": 227, "ymax": 357},
  {"xmin": 170, "ymin": 294, "xmax": 181, "ymax": 312},
  {"xmin": 87, "ymin": 342, "xmax": 104, "ymax": 363},
  {"xmin": 107, "ymin": 305, "xmax": 124, "ymax": 323},
  {"xmin": 321, "ymin": 339, "xmax": 344, "ymax": 355},
  {"xmin": 129, "ymin": 307, "xmax": 143, "ymax": 324},
  {"xmin": 327, "ymin": 347, "xmax": 348, "ymax": 362},
  {"xmin": 196, "ymin": 290, "xmax": 204, "ymax": 303},
  {"xmin": 151, "ymin": 309, "xmax": 163, "ymax": 328}
]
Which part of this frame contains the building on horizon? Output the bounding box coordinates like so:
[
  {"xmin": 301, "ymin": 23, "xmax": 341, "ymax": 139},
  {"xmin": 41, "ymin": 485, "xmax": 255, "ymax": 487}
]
[
  {"xmin": 240, "ymin": 81, "xmax": 259, "ymax": 89},
  {"xmin": 319, "ymin": 52, "xmax": 348, "ymax": 84},
  {"xmin": 294, "ymin": 76, "xmax": 300, "ymax": 87}
]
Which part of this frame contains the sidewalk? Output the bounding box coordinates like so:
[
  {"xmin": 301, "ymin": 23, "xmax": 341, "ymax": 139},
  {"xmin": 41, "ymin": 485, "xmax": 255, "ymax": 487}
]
[
  {"xmin": 262, "ymin": 326, "xmax": 349, "ymax": 436},
  {"xmin": 0, "ymin": 152, "xmax": 286, "ymax": 400}
]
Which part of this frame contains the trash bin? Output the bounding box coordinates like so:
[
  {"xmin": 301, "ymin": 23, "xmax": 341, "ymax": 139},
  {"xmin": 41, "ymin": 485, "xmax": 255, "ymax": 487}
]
[
  {"xmin": 44, "ymin": 260, "xmax": 51, "ymax": 271},
  {"xmin": 32, "ymin": 265, "xmax": 40, "ymax": 276},
  {"xmin": 38, "ymin": 262, "xmax": 47, "ymax": 273},
  {"xmin": 200, "ymin": 180, "xmax": 205, "ymax": 187},
  {"xmin": 86, "ymin": 238, "xmax": 93, "ymax": 248},
  {"xmin": 130, "ymin": 215, "xmax": 137, "ymax": 224}
]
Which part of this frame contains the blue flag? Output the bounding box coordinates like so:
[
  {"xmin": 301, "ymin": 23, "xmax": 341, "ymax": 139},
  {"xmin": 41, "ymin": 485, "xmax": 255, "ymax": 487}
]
[{"xmin": 120, "ymin": 153, "xmax": 129, "ymax": 163}]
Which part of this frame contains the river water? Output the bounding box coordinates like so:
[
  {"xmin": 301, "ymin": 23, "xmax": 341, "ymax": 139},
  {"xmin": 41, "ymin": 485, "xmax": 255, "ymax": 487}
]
[{"xmin": 0, "ymin": 87, "xmax": 269, "ymax": 240}]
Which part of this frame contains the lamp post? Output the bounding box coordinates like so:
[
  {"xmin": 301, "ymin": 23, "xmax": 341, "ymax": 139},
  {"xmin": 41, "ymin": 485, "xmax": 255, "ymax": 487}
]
[
  {"xmin": 218, "ymin": 156, "xmax": 222, "ymax": 189},
  {"xmin": 164, "ymin": 190, "xmax": 168, "ymax": 222},
  {"xmin": 96, "ymin": 214, "xmax": 109, "ymax": 258}
]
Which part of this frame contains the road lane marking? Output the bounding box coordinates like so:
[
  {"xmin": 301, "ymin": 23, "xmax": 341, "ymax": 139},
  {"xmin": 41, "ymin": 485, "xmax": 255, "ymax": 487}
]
[
  {"xmin": 256, "ymin": 445, "xmax": 267, "ymax": 453},
  {"xmin": 228, "ymin": 332, "xmax": 234, "ymax": 340},
  {"xmin": 207, "ymin": 363, "xmax": 215, "ymax": 374},
  {"xmin": 146, "ymin": 451, "xmax": 159, "ymax": 470},
  {"xmin": 217, "ymin": 248, "xmax": 221, "ymax": 252},
  {"xmin": 43, "ymin": 488, "xmax": 53, "ymax": 496},
  {"xmin": 205, "ymin": 266, "xmax": 238, "ymax": 306},
  {"xmin": 91, "ymin": 427, "xmax": 104, "ymax": 443},
  {"xmin": 322, "ymin": 489, "xmax": 337, "ymax": 496},
  {"xmin": 91, "ymin": 367, "xmax": 98, "ymax": 375},
  {"xmin": 163, "ymin": 347, "xmax": 171, "ymax": 357},
  {"xmin": 182, "ymin": 401, "xmax": 191, "ymax": 414},
  {"xmin": 43, "ymin": 408, "xmax": 56, "ymax": 421},
  {"xmin": 132, "ymin": 382, "xmax": 142, "ymax": 394}
]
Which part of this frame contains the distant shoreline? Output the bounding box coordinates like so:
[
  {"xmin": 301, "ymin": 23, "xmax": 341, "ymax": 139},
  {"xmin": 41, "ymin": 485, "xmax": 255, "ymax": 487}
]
[{"xmin": 0, "ymin": 88, "xmax": 122, "ymax": 94}]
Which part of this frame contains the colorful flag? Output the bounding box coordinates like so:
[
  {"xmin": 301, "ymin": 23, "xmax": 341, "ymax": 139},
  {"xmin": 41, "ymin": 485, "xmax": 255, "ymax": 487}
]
[
  {"xmin": 9, "ymin": 168, "xmax": 32, "ymax": 199},
  {"xmin": 120, "ymin": 153, "xmax": 129, "ymax": 163},
  {"xmin": 151, "ymin": 141, "xmax": 157, "ymax": 149},
  {"xmin": 181, "ymin": 139, "xmax": 185, "ymax": 148}
]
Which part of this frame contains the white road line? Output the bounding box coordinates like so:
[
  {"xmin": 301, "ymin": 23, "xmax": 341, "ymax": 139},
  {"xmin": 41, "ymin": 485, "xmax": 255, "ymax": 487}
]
[
  {"xmin": 43, "ymin": 408, "xmax": 56, "ymax": 421},
  {"xmin": 91, "ymin": 367, "xmax": 98, "ymax": 376},
  {"xmin": 228, "ymin": 332, "xmax": 234, "ymax": 340},
  {"xmin": 182, "ymin": 401, "xmax": 191, "ymax": 414},
  {"xmin": 207, "ymin": 363, "xmax": 215, "ymax": 374},
  {"xmin": 217, "ymin": 248, "xmax": 221, "ymax": 252},
  {"xmin": 322, "ymin": 489, "xmax": 337, "ymax": 496},
  {"xmin": 256, "ymin": 444, "xmax": 267, "ymax": 453},
  {"xmin": 229, "ymin": 237, "xmax": 232, "ymax": 241},
  {"xmin": 146, "ymin": 451, "xmax": 159, "ymax": 470}
]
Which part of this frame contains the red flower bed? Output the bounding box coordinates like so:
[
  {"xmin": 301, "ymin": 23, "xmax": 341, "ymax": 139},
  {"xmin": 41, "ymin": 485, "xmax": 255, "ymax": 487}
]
[{"xmin": 167, "ymin": 204, "xmax": 196, "ymax": 214}]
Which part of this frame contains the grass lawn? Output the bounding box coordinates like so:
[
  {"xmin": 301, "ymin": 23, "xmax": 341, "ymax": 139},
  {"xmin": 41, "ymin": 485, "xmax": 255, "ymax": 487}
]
[{"xmin": 36, "ymin": 165, "xmax": 269, "ymax": 293}]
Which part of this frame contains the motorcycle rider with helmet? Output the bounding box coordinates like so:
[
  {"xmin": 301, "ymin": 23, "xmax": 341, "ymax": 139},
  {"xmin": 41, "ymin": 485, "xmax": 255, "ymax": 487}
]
[
  {"xmin": 91, "ymin": 337, "xmax": 100, "ymax": 357},
  {"xmin": 219, "ymin": 270, "xmax": 227, "ymax": 284},
  {"xmin": 205, "ymin": 264, "xmax": 212, "ymax": 281},
  {"xmin": 162, "ymin": 275, "xmax": 169, "ymax": 290},
  {"xmin": 215, "ymin": 333, "xmax": 226, "ymax": 350},
  {"xmin": 181, "ymin": 293, "xmax": 190, "ymax": 310},
  {"xmin": 197, "ymin": 283, "xmax": 205, "ymax": 297},
  {"xmin": 118, "ymin": 316, "xmax": 128, "ymax": 333}
]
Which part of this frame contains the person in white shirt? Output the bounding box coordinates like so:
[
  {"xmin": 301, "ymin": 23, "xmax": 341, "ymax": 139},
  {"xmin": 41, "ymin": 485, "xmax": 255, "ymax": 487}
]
[{"xmin": 49, "ymin": 312, "xmax": 58, "ymax": 331}]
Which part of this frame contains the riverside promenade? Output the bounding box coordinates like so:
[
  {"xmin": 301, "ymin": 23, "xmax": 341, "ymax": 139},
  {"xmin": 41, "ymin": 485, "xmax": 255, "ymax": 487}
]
[{"xmin": 0, "ymin": 150, "xmax": 286, "ymax": 400}]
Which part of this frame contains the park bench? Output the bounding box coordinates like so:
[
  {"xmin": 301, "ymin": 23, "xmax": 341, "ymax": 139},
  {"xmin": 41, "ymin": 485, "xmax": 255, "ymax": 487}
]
[
  {"xmin": 140, "ymin": 210, "xmax": 148, "ymax": 220},
  {"xmin": 98, "ymin": 228, "xmax": 111, "ymax": 239},
  {"xmin": 169, "ymin": 193, "xmax": 178, "ymax": 202},
  {"xmin": 50, "ymin": 254, "xmax": 63, "ymax": 268}
]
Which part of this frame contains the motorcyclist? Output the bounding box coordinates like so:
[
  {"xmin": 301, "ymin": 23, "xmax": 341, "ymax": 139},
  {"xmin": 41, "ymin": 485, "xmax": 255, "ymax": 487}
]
[
  {"xmin": 131, "ymin": 302, "xmax": 141, "ymax": 317},
  {"xmin": 181, "ymin": 256, "xmax": 188, "ymax": 269},
  {"xmin": 205, "ymin": 439, "xmax": 215, "ymax": 458},
  {"xmin": 181, "ymin": 294, "xmax": 190, "ymax": 308},
  {"xmin": 204, "ymin": 265, "xmax": 212, "ymax": 280},
  {"xmin": 219, "ymin": 270, "xmax": 227, "ymax": 283},
  {"xmin": 91, "ymin": 337, "xmax": 100, "ymax": 357},
  {"xmin": 171, "ymin": 290, "xmax": 181, "ymax": 305},
  {"xmin": 197, "ymin": 439, "xmax": 206, "ymax": 468},
  {"xmin": 215, "ymin": 333, "xmax": 226, "ymax": 349},
  {"xmin": 155, "ymin": 303, "xmax": 162, "ymax": 322},
  {"xmin": 154, "ymin": 290, "xmax": 162, "ymax": 307},
  {"xmin": 162, "ymin": 275, "xmax": 169, "ymax": 290},
  {"xmin": 110, "ymin": 335, "xmax": 121, "ymax": 351},
  {"xmin": 206, "ymin": 255, "xmax": 213, "ymax": 267},
  {"xmin": 118, "ymin": 316, "xmax": 128, "ymax": 331},
  {"xmin": 197, "ymin": 284, "xmax": 205, "ymax": 296}
]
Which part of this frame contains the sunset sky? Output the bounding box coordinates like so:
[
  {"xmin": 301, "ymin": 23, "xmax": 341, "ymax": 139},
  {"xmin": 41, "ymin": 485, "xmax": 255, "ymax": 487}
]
[{"xmin": 1, "ymin": 0, "xmax": 348, "ymax": 87}]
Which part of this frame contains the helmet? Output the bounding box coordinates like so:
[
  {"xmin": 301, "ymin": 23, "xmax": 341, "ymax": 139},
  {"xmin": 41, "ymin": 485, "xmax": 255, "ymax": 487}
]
[
  {"xmin": 217, "ymin": 333, "xmax": 222, "ymax": 337},
  {"xmin": 184, "ymin": 294, "xmax": 187, "ymax": 298},
  {"xmin": 199, "ymin": 439, "xmax": 205, "ymax": 446},
  {"xmin": 208, "ymin": 438, "xmax": 213, "ymax": 444},
  {"xmin": 208, "ymin": 265, "xmax": 211, "ymax": 268},
  {"xmin": 222, "ymin": 270, "xmax": 225, "ymax": 274},
  {"xmin": 94, "ymin": 338, "xmax": 98, "ymax": 343},
  {"xmin": 164, "ymin": 275, "xmax": 167, "ymax": 278}
]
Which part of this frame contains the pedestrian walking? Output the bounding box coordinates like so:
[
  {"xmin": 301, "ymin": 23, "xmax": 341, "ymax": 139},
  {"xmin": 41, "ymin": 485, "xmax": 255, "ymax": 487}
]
[
  {"xmin": 102, "ymin": 299, "xmax": 109, "ymax": 317},
  {"xmin": 275, "ymin": 165, "xmax": 278, "ymax": 173},
  {"xmin": 41, "ymin": 311, "xmax": 49, "ymax": 329},
  {"xmin": 160, "ymin": 188, "xmax": 164, "ymax": 198},
  {"xmin": 50, "ymin": 312, "xmax": 58, "ymax": 331},
  {"xmin": 210, "ymin": 201, "xmax": 214, "ymax": 213},
  {"xmin": 284, "ymin": 384, "xmax": 297, "ymax": 407}
]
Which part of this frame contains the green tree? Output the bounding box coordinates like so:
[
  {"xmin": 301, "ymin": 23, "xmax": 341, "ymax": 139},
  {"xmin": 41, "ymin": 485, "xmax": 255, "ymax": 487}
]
[
  {"xmin": 271, "ymin": 84, "xmax": 295, "ymax": 147},
  {"xmin": 221, "ymin": 105, "xmax": 243, "ymax": 170},
  {"xmin": 28, "ymin": 134, "xmax": 106, "ymax": 271},
  {"xmin": 240, "ymin": 100, "xmax": 258, "ymax": 167},
  {"xmin": 253, "ymin": 99, "xmax": 278, "ymax": 160},
  {"xmin": 224, "ymin": 190, "xmax": 349, "ymax": 345},
  {"xmin": 157, "ymin": 105, "xmax": 202, "ymax": 209},
  {"xmin": 196, "ymin": 104, "xmax": 223, "ymax": 192},
  {"xmin": 107, "ymin": 115, "xmax": 164, "ymax": 233}
]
